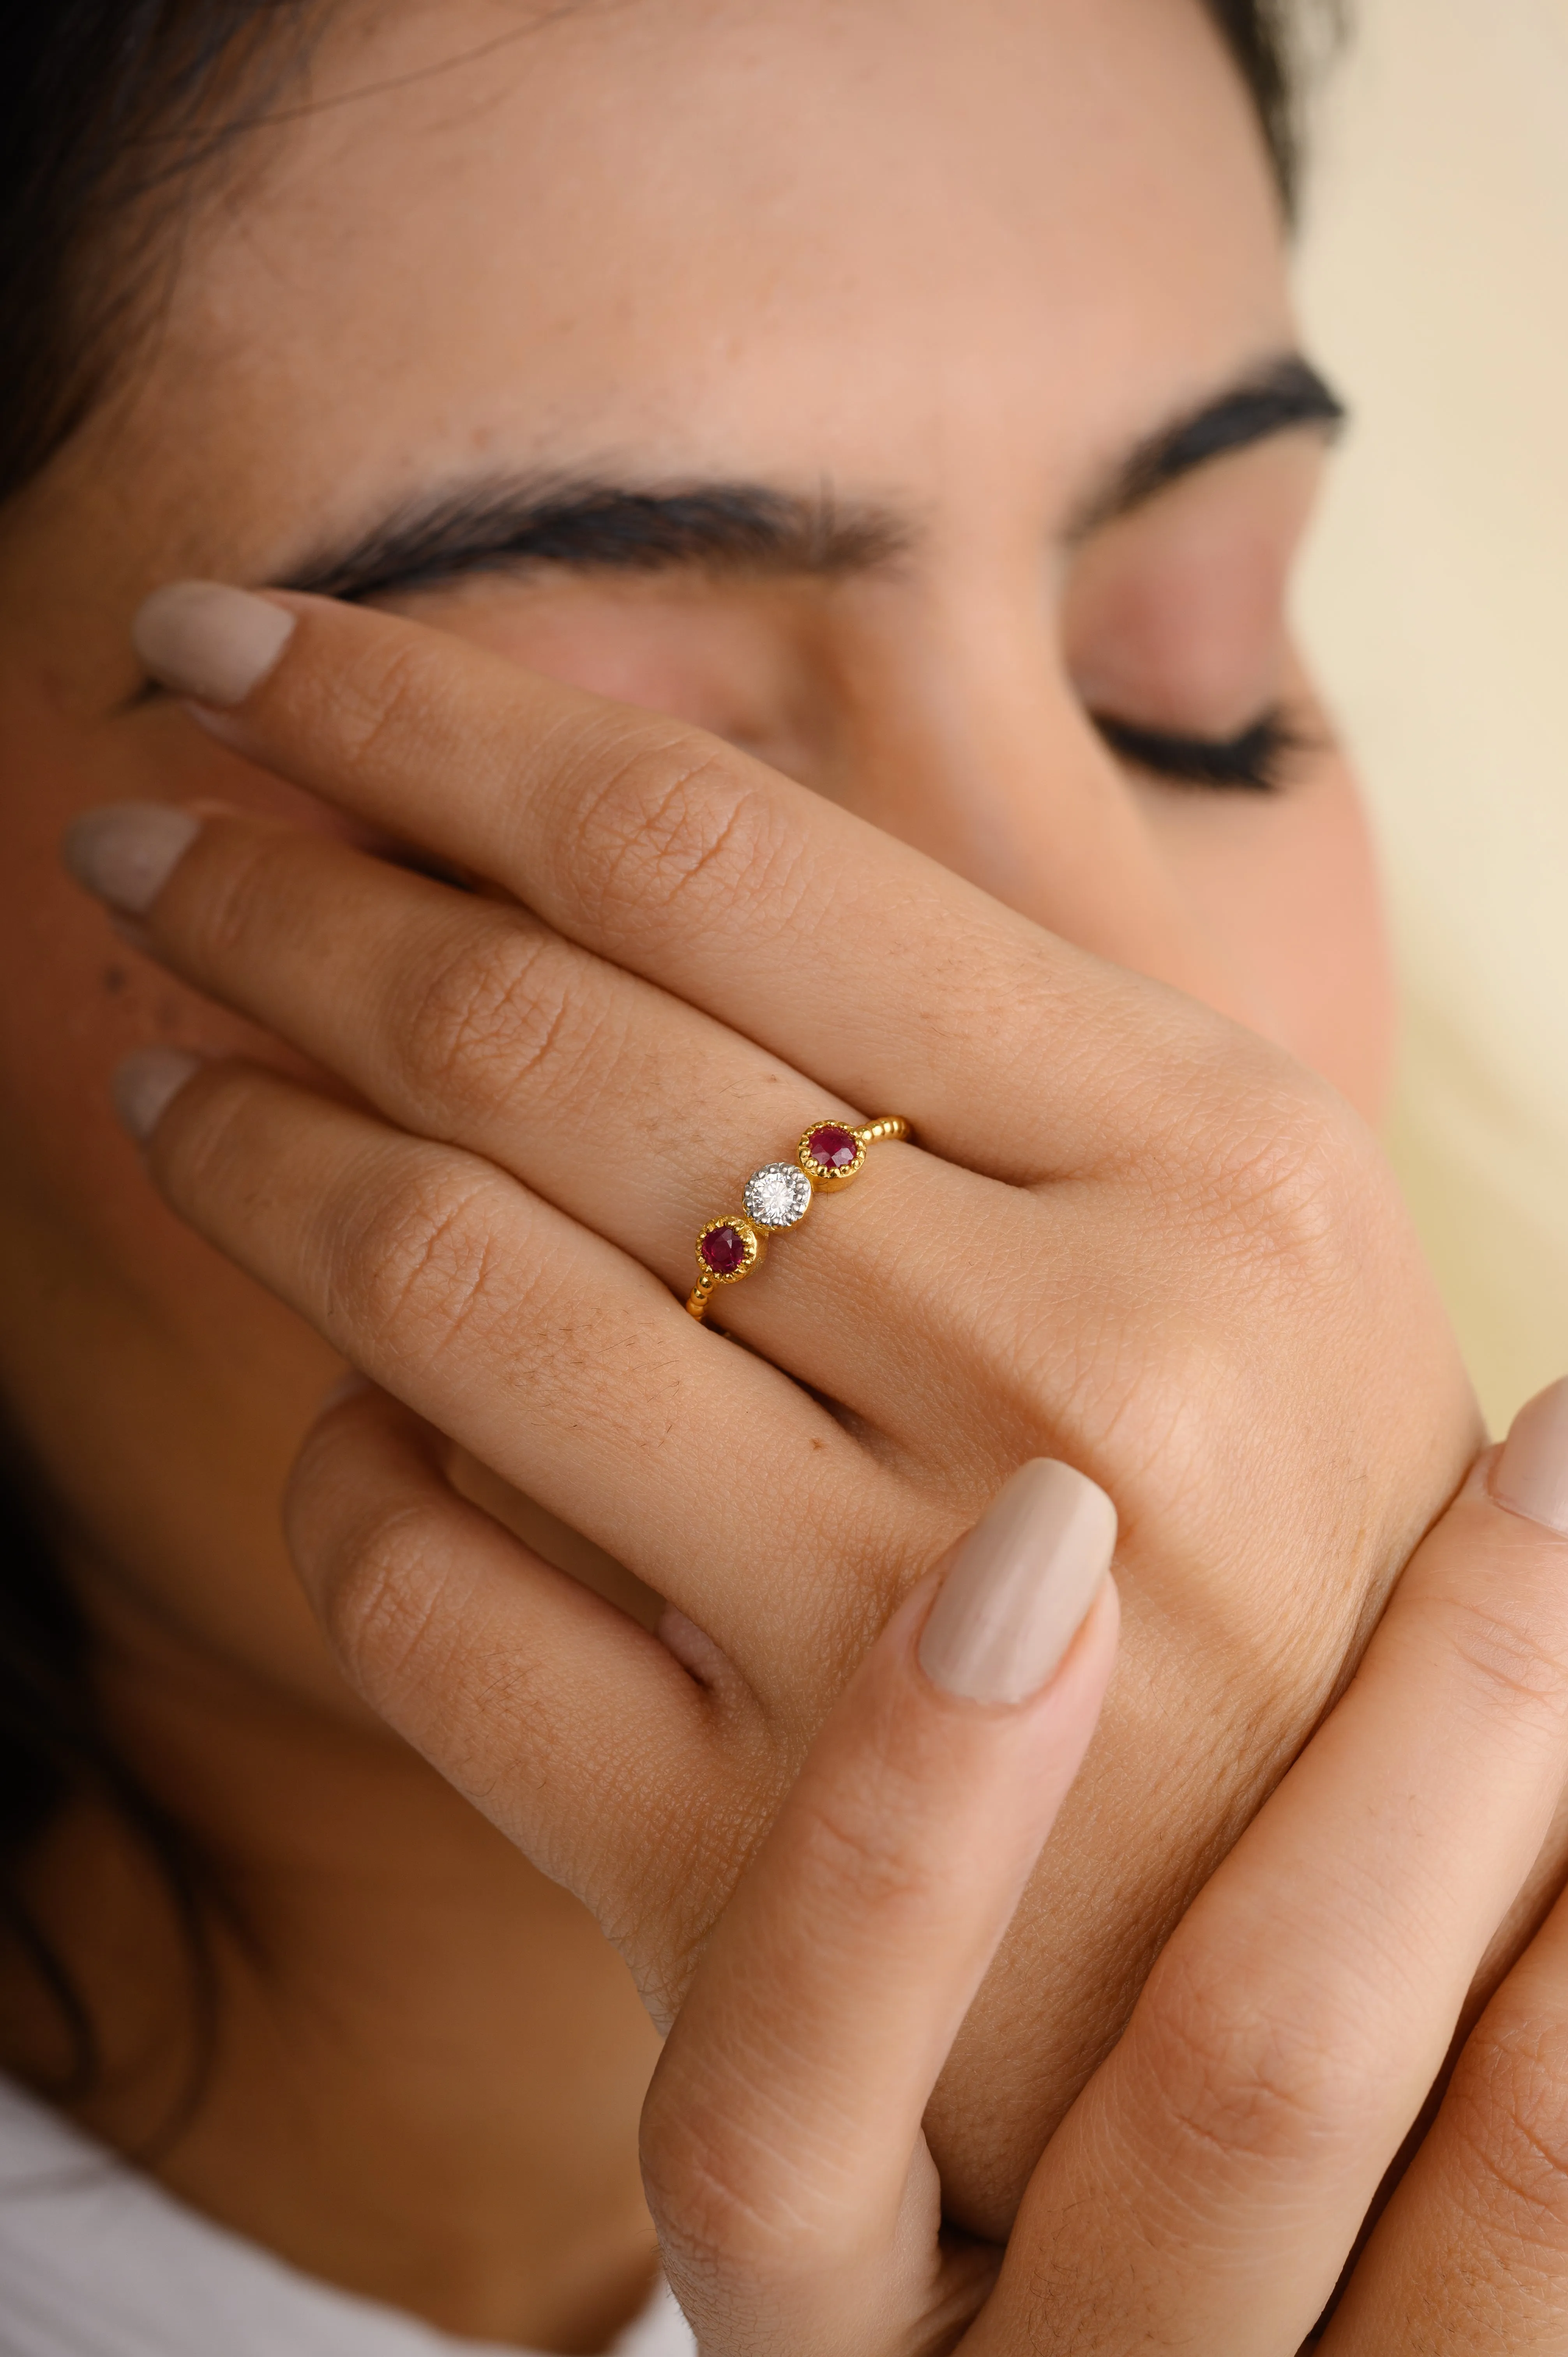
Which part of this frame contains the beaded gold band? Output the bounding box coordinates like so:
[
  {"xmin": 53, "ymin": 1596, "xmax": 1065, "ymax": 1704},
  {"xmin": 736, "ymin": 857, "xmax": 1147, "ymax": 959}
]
[{"xmin": 684, "ymin": 1117, "xmax": 911, "ymax": 1322}]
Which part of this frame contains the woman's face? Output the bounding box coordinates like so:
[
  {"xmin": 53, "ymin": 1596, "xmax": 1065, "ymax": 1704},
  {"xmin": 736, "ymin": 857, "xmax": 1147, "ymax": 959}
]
[{"xmin": 0, "ymin": 0, "xmax": 1391, "ymax": 1707}]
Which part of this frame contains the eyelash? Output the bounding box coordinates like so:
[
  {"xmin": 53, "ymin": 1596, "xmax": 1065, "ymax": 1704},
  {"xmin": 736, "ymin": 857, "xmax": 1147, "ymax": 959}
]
[{"xmin": 1093, "ymin": 706, "xmax": 1301, "ymax": 793}]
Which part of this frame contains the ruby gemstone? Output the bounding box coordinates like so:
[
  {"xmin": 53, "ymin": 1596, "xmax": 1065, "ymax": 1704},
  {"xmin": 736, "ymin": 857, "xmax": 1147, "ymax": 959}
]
[
  {"xmin": 700, "ymin": 1224, "xmax": 748, "ymax": 1275},
  {"xmin": 807, "ymin": 1124, "xmax": 859, "ymax": 1171}
]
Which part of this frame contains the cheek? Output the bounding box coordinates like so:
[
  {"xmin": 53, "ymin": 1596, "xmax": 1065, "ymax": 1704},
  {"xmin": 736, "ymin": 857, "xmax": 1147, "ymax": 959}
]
[
  {"xmin": 1138, "ymin": 737, "xmax": 1395, "ymax": 1123},
  {"xmin": 0, "ymin": 680, "xmax": 362, "ymax": 1711}
]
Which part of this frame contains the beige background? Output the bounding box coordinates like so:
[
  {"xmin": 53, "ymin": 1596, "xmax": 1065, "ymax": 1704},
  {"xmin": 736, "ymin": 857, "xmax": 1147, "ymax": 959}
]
[{"xmin": 1295, "ymin": 0, "xmax": 1568, "ymax": 1431}]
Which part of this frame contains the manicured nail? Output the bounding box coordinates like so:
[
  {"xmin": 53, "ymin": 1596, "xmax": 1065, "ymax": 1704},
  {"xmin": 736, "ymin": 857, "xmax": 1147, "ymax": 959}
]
[
  {"xmin": 1493, "ymin": 1377, "xmax": 1568, "ymax": 1536},
  {"xmin": 112, "ymin": 1048, "xmax": 203, "ymax": 1143},
  {"xmin": 64, "ymin": 802, "xmax": 200, "ymax": 915},
  {"xmin": 132, "ymin": 580, "xmax": 295, "ymax": 706},
  {"xmin": 919, "ymin": 1458, "xmax": 1117, "ymax": 1705}
]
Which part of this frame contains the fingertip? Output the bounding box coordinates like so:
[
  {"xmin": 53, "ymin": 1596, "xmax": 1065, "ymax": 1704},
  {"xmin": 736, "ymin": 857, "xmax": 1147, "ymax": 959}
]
[
  {"xmin": 111, "ymin": 1046, "xmax": 205, "ymax": 1144},
  {"xmin": 132, "ymin": 581, "xmax": 297, "ymax": 707},
  {"xmin": 919, "ymin": 1458, "xmax": 1118, "ymax": 1706},
  {"xmin": 1492, "ymin": 1376, "xmax": 1568, "ymax": 1537},
  {"xmin": 316, "ymin": 1368, "xmax": 374, "ymax": 1419}
]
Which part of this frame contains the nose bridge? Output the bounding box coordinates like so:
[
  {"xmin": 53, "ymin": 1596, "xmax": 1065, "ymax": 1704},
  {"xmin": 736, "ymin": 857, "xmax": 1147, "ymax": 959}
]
[{"xmin": 833, "ymin": 584, "xmax": 1270, "ymax": 1032}]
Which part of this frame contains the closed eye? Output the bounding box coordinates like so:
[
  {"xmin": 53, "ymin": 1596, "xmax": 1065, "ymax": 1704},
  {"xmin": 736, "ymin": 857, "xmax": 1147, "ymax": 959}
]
[{"xmin": 1092, "ymin": 705, "xmax": 1303, "ymax": 793}]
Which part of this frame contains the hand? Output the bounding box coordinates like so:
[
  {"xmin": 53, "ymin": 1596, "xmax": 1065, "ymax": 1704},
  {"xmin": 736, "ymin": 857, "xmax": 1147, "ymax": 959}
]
[
  {"xmin": 639, "ymin": 1382, "xmax": 1568, "ymax": 2357},
  {"xmin": 76, "ymin": 579, "xmax": 1478, "ymax": 2228}
]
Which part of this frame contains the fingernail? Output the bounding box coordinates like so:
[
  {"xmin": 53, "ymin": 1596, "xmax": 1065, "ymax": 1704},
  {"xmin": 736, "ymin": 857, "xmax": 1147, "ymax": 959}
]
[
  {"xmin": 919, "ymin": 1458, "xmax": 1118, "ymax": 1705},
  {"xmin": 112, "ymin": 1048, "xmax": 203, "ymax": 1143},
  {"xmin": 1493, "ymin": 1377, "xmax": 1568, "ymax": 1536},
  {"xmin": 131, "ymin": 580, "xmax": 296, "ymax": 706},
  {"xmin": 64, "ymin": 802, "xmax": 201, "ymax": 915}
]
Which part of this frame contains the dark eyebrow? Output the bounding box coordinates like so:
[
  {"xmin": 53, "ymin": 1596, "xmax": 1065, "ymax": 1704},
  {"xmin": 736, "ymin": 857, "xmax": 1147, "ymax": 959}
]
[
  {"xmin": 275, "ymin": 354, "xmax": 1344, "ymax": 606},
  {"xmin": 283, "ymin": 479, "xmax": 910, "ymax": 604},
  {"xmin": 1071, "ymin": 353, "xmax": 1347, "ymax": 537}
]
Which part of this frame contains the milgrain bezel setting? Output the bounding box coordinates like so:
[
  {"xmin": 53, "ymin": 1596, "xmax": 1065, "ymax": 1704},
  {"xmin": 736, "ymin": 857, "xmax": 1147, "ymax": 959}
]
[
  {"xmin": 694, "ymin": 1214, "xmax": 765, "ymax": 1285},
  {"xmin": 797, "ymin": 1122, "xmax": 868, "ymax": 1192},
  {"xmin": 684, "ymin": 1115, "xmax": 911, "ymax": 1321},
  {"xmin": 743, "ymin": 1161, "xmax": 814, "ymax": 1231}
]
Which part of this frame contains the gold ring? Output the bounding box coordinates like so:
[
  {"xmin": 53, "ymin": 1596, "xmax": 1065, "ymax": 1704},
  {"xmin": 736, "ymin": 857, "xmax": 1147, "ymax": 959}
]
[{"xmin": 684, "ymin": 1117, "xmax": 911, "ymax": 1322}]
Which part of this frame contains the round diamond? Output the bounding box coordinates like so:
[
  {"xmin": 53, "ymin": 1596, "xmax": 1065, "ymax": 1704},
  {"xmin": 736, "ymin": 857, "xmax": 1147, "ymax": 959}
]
[
  {"xmin": 700, "ymin": 1223, "xmax": 748, "ymax": 1275},
  {"xmin": 744, "ymin": 1162, "xmax": 812, "ymax": 1230},
  {"xmin": 806, "ymin": 1124, "xmax": 859, "ymax": 1172}
]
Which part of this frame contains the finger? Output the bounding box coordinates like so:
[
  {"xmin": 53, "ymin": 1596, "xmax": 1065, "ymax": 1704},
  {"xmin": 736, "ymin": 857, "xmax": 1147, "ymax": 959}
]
[
  {"xmin": 640, "ymin": 1460, "xmax": 1119, "ymax": 2356},
  {"xmin": 71, "ymin": 803, "xmax": 1031, "ymax": 1449},
  {"xmin": 130, "ymin": 581, "xmax": 1261, "ymax": 1181},
  {"xmin": 1319, "ymin": 1387, "xmax": 1568, "ymax": 2355},
  {"xmin": 976, "ymin": 1381, "xmax": 1568, "ymax": 2357},
  {"xmin": 284, "ymin": 1378, "xmax": 740, "ymax": 1999},
  {"xmin": 124, "ymin": 1049, "xmax": 953, "ymax": 1691},
  {"xmin": 1318, "ymin": 1871, "xmax": 1568, "ymax": 2354}
]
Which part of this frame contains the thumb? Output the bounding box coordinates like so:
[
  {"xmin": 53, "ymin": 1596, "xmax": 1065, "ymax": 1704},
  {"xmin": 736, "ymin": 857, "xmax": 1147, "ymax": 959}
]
[{"xmin": 641, "ymin": 1459, "xmax": 1120, "ymax": 2357}]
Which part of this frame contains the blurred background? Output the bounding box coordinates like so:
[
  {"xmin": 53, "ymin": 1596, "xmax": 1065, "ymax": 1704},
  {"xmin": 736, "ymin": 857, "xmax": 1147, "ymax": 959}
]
[{"xmin": 1296, "ymin": 0, "xmax": 1568, "ymax": 1433}]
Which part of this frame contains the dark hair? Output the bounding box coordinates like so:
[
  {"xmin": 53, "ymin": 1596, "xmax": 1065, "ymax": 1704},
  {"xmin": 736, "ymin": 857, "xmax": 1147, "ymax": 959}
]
[
  {"xmin": 0, "ymin": 0, "xmax": 1337, "ymax": 2091},
  {"xmin": 0, "ymin": 1434, "xmax": 222, "ymax": 2120}
]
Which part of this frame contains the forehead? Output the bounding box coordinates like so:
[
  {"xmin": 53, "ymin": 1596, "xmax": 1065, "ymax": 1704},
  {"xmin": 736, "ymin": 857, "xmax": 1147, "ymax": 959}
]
[{"xmin": 79, "ymin": 0, "xmax": 1291, "ymax": 578}]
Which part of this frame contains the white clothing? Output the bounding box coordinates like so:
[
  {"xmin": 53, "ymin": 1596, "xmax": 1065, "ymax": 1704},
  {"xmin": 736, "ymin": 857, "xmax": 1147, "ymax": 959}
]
[{"xmin": 0, "ymin": 2077, "xmax": 694, "ymax": 2357}]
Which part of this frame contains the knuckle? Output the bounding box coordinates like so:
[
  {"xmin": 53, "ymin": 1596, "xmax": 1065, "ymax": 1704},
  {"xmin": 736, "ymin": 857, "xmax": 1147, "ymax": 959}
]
[
  {"xmin": 312, "ymin": 1493, "xmax": 454, "ymax": 1698},
  {"xmin": 640, "ymin": 2075, "xmax": 826, "ymax": 2295},
  {"xmin": 789, "ymin": 1783, "xmax": 945, "ymax": 1923},
  {"xmin": 1446, "ymin": 2009, "xmax": 1568, "ymax": 2244},
  {"xmin": 559, "ymin": 730, "xmax": 805, "ymax": 946},
  {"xmin": 640, "ymin": 2108, "xmax": 776, "ymax": 2278},
  {"xmin": 1199, "ymin": 1078, "xmax": 1369, "ymax": 1281},
  {"xmin": 396, "ymin": 920, "xmax": 580, "ymax": 1117},
  {"xmin": 1135, "ymin": 1948, "xmax": 1380, "ymax": 2177},
  {"xmin": 181, "ymin": 823, "xmax": 295, "ymax": 965},
  {"xmin": 1434, "ymin": 1591, "xmax": 1568, "ymax": 1747},
  {"xmin": 332, "ymin": 1154, "xmax": 515, "ymax": 1366},
  {"xmin": 150, "ymin": 1061, "xmax": 268, "ymax": 1209}
]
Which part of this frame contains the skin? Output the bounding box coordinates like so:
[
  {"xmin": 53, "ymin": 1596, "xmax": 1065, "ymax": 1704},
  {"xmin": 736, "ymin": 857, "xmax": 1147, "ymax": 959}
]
[
  {"xmin": 637, "ymin": 1431, "xmax": 1568, "ymax": 2354},
  {"xmin": 0, "ymin": 0, "xmax": 1505, "ymax": 2345}
]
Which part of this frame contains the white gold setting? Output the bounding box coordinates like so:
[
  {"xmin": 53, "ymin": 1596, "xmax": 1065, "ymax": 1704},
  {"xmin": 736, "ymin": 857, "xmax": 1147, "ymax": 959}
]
[{"xmin": 743, "ymin": 1162, "xmax": 813, "ymax": 1230}]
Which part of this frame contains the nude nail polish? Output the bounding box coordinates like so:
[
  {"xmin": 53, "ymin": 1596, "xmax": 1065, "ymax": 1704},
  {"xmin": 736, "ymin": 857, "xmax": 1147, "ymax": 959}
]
[
  {"xmin": 111, "ymin": 1048, "xmax": 203, "ymax": 1144},
  {"xmin": 919, "ymin": 1458, "xmax": 1117, "ymax": 1705},
  {"xmin": 1493, "ymin": 1377, "xmax": 1568, "ymax": 1537},
  {"xmin": 131, "ymin": 580, "xmax": 296, "ymax": 706},
  {"xmin": 64, "ymin": 802, "xmax": 201, "ymax": 915}
]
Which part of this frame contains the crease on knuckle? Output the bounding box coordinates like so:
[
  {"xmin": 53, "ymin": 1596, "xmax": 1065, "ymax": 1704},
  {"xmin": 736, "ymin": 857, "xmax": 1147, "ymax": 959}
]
[
  {"xmin": 184, "ymin": 824, "xmax": 295, "ymax": 965},
  {"xmin": 315, "ymin": 1495, "xmax": 452, "ymax": 1701},
  {"xmin": 1447, "ymin": 2012, "xmax": 1568, "ymax": 2246},
  {"xmin": 1133, "ymin": 1950, "xmax": 1377, "ymax": 2179},
  {"xmin": 563, "ymin": 736, "xmax": 802, "ymax": 945},
  {"xmin": 320, "ymin": 1509, "xmax": 572, "ymax": 1794},
  {"xmin": 641, "ymin": 2080, "xmax": 837, "ymax": 2295},
  {"xmin": 151, "ymin": 1062, "xmax": 262, "ymax": 1213},
  {"xmin": 1200, "ymin": 1083, "xmax": 1367, "ymax": 1273},
  {"xmin": 1434, "ymin": 1589, "xmax": 1568, "ymax": 1746},
  {"xmin": 335, "ymin": 1159, "xmax": 512, "ymax": 1365},
  {"xmin": 786, "ymin": 1783, "xmax": 943, "ymax": 1924},
  {"xmin": 399, "ymin": 922, "xmax": 578, "ymax": 1115},
  {"xmin": 642, "ymin": 2115, "xmax": 786, "ymax": 2275}
]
